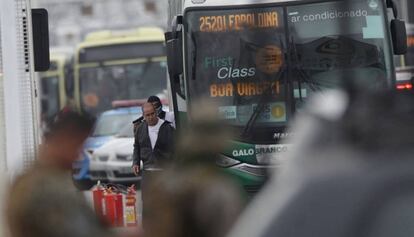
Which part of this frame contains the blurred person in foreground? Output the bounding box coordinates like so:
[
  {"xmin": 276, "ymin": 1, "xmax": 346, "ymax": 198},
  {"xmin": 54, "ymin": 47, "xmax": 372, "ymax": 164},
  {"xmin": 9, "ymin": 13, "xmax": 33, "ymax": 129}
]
[
  {"xmin": 228, "ymin": 89, "xmax": 414, "ymax": 237},
  {"xmin": 6, "ymin": 110, "xmax": 114, "ymax": 237},
  {"xmin": 143, "ymin": 99, "xmax": 245, "ymax": 237}
]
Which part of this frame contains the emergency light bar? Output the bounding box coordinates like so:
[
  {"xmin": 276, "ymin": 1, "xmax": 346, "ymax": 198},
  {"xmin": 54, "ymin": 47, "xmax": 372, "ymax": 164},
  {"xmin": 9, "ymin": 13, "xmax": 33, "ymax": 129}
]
[
  {"xmin": 112, "ymin": 98, "xmax": 170, "ymax": 108},
  {"xmin": 111, "ymin": 99, "xmax": 147, "ymax": 108}
]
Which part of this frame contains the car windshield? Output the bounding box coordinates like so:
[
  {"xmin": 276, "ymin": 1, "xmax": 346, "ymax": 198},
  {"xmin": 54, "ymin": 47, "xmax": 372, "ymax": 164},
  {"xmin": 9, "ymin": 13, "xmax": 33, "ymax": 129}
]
[
  {"xmin": 79, "ymin": 61, "xmax": 167, "ymax": 115},
  {"xmin": 184, "ymin": 0, "xmax": 393, "ymax": 142},
  {"xmin": 93, "ymin": 113, "xmax": 137, "ymax": 137},
  {"xmin": 117, "ymin": 124, "xmax": 135, "ymax": 138}
]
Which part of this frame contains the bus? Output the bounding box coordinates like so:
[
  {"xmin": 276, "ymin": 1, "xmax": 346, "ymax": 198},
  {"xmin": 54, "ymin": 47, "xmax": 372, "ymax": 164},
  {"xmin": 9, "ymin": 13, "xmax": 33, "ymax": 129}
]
[
  {"xmin": 0, "ymin": 1, "xmax": 50, "ymax": 180},
  {"xmin": 39, "ymin": 49, "xmax": 74, "ymax": 124},
  {"xmin": 166, "ymin": 0, "xmax": 406, "ymax": 192},
  {"xmin": 73, "ymin": 27, "xmax": 168, "ymax": 116},
  {"xmin": 395, "ymin": 24, "xmax": 414, "ymax": 90}
]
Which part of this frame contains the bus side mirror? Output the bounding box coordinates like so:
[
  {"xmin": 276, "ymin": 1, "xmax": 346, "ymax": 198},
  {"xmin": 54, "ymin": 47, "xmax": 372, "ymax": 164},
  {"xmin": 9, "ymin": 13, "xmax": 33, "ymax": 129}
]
[
  {"xmin": 390, "ymin": 19, "xmax": 407, "ymax": 55},
  {"xmin": 165, "ymin": 32, "xmax": 183, "ymax": 82},
  {"xmin": 31, "ymin": 8, "xmax": 50, "ymax": 72},
  {"xmin": 386, "ymin": 0, "xmax": 398, "ymax": 18}
]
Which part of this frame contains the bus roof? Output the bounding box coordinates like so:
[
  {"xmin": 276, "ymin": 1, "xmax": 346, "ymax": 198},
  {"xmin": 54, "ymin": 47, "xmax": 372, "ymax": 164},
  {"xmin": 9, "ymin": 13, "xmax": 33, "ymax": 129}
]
[
  {"xmin": 78, "ymin": 27, "xmax": 165, "ymax": 49},
  {"xmin": 49, "ymin": 47, "xmax": 73, "ymax": 65},
  {"xmin": 50, "ymin": 47, "xmax": 74, "ymax": 56},
  {"xmin": 183, "ymin": 0, "xmax": 306, "ymax": 9},
  {"xmin": 50, "ymin": 52, "xmax": 72, "ymax": 64}
]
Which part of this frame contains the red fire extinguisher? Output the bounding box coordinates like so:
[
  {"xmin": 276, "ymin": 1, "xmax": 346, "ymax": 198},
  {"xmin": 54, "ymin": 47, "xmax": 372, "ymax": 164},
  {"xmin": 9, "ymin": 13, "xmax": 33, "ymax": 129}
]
[
  {"xmin": 92, "ymin": 181, "xmax": 105, "ymax": 220},
  {"xmin": 125, "ymin": 185, "xmax": 138, "ymax": 227},
  {"xmin": 104, "ymin": 187, "xmax": 124, "ymax": 227}
]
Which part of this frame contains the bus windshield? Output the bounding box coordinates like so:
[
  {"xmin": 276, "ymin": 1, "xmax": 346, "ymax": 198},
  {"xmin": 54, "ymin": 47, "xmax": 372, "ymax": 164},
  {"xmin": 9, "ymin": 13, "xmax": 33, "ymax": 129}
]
[
  {"xmin": 406, "ymin": 34, "xmax": 414, "ymax": 67},
  {"xmin": 185, "ymin": 0, "xmax": 392, "ymax": 142},
  {"xmin": 80, "ymin": 61, "xmax": 167, "ymax": 115}
]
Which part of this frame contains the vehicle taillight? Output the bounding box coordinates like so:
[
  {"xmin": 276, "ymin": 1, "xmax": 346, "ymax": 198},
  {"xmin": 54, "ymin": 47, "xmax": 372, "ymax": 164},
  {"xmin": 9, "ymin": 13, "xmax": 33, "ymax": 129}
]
[{"xmin": 396, "ymin": 83, "xmax": 413, "ymax": 90}]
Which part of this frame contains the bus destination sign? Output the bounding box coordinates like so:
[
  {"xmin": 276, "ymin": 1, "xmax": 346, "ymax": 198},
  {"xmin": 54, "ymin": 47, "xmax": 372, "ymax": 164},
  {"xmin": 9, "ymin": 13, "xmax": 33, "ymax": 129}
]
[{"xmin": 199, "ymin": 11, "xmax": 279, "ymax": 32}]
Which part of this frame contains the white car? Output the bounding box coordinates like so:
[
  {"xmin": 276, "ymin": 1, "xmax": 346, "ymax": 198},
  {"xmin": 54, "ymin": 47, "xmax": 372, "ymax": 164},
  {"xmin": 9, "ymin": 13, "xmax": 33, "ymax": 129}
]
[{"xmin": 90, "ymin": 125, "xmax": 139, "ymax": 183}]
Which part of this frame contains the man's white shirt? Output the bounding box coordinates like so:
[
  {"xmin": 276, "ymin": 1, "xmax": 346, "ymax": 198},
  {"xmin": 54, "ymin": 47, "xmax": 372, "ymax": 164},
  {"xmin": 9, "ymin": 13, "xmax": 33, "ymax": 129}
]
[{"xmin": 148, "ymin": 119, "xmax": 164, "ymax": 149}]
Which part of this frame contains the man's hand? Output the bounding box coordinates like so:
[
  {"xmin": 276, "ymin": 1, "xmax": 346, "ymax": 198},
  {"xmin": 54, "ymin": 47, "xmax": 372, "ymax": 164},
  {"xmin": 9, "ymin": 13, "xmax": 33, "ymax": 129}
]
[{"xmin": 132, "ymin": 165, "xmax": 140, "ymax": 176}]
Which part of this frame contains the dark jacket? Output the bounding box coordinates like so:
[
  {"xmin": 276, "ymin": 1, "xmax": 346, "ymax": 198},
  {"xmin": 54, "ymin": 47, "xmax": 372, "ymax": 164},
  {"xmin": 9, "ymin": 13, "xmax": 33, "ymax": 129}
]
[{"xmin": 132, "ymin": 120, "xmax": 174, "ymax": 169}]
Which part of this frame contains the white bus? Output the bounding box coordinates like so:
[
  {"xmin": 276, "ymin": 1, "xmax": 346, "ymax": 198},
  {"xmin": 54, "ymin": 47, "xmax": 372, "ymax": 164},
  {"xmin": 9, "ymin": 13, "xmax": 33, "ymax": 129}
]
[
  {"xmin": 0, "ymin": 1, "xmax": 50, "ymax": 177},
  {"xmin": 1, "ymin": 3, "xmax": 50, "ymax": 234}
]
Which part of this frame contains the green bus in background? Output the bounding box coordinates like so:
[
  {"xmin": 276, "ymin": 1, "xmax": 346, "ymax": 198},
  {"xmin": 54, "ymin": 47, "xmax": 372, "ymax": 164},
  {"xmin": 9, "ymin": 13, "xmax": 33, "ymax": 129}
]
[{"xmin": 166, "ymin": 0, "xmax": 406, "ymax": 193}]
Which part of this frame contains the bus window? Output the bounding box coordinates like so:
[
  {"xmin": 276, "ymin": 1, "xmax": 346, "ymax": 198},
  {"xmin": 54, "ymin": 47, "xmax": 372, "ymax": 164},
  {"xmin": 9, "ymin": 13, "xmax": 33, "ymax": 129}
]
[
  {"xmin": 40, "ymin": 76, "xmax": 60, "ymax": 120},
  {"xmin": 287, "ymin": 0, "xmax": 392, "ymax": 108},
  {"xmin": 406, "ymin": 35, "xmax": 414, "ymax": 67},
  {"xmin": 39, "ymin": 50, "xmax": 74, "ymax": 123},
  {"xmin": 185, "ymin": 7, "xmax": 289, "ymax": 135},
  {"xmin": 75, "ymin": 29, "xmax": 168, "ymax": 116},
  {"xmin": 79, "ymin": 61, "xmax": 167, "ymax": 114}
]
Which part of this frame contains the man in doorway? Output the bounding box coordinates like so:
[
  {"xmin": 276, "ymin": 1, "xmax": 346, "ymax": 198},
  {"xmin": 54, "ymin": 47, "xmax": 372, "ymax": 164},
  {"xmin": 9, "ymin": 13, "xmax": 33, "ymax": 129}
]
[{"xmin": 132, "ymin": 102, "xmax": 175, "ymax": 222}]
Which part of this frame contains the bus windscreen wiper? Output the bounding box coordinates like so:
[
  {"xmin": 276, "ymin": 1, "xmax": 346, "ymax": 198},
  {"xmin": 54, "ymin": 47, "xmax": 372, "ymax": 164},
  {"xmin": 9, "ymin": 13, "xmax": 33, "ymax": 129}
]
[
  {"xmin": 290, "ymin": 37, "xmax": 303, "ymax": 102},
  {"xmin": 241, "ymin": 65, "xmax": 286, "ymax": 139},
  {"xmin": 290, "ymin": 37, "xmax": 323, "ymax": 94},
  {"xmin": 241, "ymin": 38, "xmax": 287, "ymax": 139}
]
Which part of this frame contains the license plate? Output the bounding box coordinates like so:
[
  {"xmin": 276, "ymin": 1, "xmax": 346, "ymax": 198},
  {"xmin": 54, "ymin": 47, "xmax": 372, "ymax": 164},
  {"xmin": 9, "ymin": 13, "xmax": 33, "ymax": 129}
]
[{"xmin": 118, "ymin": 168, "xmax": 133, "ymax": 174}]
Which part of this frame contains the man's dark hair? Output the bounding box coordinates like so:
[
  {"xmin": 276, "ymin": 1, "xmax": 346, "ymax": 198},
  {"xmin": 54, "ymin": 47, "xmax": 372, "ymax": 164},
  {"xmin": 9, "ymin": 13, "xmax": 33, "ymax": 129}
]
[
  {"xmin": 147, "ymin": 95, "xmax": 162, "ymax": 109},
  {"xmin": 44, "ymin": 110, "xmax": 95, "ymax": 139}
]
